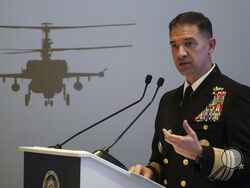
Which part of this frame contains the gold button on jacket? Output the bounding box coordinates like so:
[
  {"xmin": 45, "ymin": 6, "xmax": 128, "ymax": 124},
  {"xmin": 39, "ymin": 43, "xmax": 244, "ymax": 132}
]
[
  {"xmin": 163, "ymin": 158, "xmax": 168, "ymax": 164},
  {"xmin": 183, "ymin": 159, "xmax": 189, "ymax": 166},
  {"xmin": 181, "ymin": 180, "xmax": 186, "ymax": 187}
]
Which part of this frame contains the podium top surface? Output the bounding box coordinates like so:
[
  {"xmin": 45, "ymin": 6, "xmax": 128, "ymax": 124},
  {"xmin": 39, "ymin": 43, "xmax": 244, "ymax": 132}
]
[{"xmin": 19, "ymin": 146, "xmax": 91, "ymax": 157}]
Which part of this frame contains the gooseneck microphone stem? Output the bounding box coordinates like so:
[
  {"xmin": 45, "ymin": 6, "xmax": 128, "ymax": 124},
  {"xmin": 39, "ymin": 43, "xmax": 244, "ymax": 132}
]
[
  {"xmin": 103, "ymin": 78, "xmax": 164, "ymax": 152},
  {"xmin": 49, "ymin": 75, "xmax": 152, "ymax": 149}
]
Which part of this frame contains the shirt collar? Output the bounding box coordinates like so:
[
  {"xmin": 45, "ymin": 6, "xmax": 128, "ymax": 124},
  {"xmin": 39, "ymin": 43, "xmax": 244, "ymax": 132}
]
[{"xmin": 183, "ymin": 64, "xmax": 215, "ymax": 94}]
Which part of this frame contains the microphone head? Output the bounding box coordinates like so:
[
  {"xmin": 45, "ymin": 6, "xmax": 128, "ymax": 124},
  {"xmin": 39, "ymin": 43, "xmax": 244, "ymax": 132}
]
[
  {"xmin": 145, "ymin": 74, "xmax": 152, "ymax": 84},
  {"xmin": 157, "ymin": 77, "xmax": 164, "ymax": 87}
]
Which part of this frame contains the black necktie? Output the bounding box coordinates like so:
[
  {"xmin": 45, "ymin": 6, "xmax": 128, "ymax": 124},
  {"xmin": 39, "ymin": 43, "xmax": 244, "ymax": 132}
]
[{"xmin": 181, "ymin": 85, "xmax": 193, "ymax": 107}]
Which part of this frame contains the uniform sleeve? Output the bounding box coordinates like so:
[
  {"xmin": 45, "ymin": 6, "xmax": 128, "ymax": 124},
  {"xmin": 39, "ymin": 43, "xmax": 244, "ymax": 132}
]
[
  {"xmin": 147, "ymin": 130, "xmax": 163, "ymax": 183},
  {"xmin": 199, "ymin": 86, "xmax": 250, "ymax": 183},
  {"xmin": 146, "ymin": 96, "xmax": 166, "ymax": 183}
]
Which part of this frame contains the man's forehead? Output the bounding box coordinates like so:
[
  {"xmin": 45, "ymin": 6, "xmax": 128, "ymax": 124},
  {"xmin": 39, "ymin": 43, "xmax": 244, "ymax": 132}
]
[
  {"xmin": 171, "ymin": 24, "xmax": 199, "ymax": 34},
  {"xmin": 170, "ymin": 24, "xmax": 201, "ymax": 42}
]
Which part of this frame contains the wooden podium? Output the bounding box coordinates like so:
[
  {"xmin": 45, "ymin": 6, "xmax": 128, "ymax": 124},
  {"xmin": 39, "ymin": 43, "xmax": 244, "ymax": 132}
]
[{"xmin": 19, "ymin": 146, "xmax": 164, "ymax": 188}]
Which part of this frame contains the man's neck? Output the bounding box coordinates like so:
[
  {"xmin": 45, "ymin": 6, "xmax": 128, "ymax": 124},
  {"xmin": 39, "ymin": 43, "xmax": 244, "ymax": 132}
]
[
  {"xmin": 186, "ymin": 63, "xmax": 213, "ymax": 84},
  {"xmin": 184, "ymin": 64, "xmax": 215, "ymax": 93}
]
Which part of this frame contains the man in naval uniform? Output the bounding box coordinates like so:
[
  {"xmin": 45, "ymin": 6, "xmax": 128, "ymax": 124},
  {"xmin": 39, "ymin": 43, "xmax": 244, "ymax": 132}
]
[{"xmin": 129, "ymin": 11, "xmax": 250, "ymax": 187}]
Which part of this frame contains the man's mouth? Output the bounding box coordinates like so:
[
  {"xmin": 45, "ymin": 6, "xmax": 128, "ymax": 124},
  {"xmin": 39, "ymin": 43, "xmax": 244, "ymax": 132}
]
[{"xmin": 179, "ymin": 62, "xmax": 191, "ymax": 66}]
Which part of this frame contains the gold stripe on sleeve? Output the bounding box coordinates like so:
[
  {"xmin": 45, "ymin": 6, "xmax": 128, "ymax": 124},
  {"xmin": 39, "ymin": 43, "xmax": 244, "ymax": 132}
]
[
  {"xmin": 148, "ymin": 162, "xmax": 162, "ymax": 178},
  {"xmin": 209, "ymin": 148, "xmax": 234, "ymax": 181}
]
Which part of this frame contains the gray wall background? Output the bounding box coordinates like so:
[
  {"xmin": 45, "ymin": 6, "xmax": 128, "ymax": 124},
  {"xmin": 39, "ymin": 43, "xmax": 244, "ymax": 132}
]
[{"xmin": 0, "ymin": 0, "xmax": 249, "ymax": 187}]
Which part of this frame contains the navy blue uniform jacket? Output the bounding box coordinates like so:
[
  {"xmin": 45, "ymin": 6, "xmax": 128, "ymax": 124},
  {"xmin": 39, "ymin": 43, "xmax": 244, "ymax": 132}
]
[{"xmin": 148, "ymin": 65, "xmax": 250, "ymax": 188}]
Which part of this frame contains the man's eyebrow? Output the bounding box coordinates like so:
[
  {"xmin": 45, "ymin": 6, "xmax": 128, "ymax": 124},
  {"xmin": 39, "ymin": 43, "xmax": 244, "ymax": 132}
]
[
  {"xmin": 183, "ymin": 37, "xmax": 196, "ymax": 41},
  {"xmin": 170, "ymin": 37, "xmax": 197, "ymax": 44}
]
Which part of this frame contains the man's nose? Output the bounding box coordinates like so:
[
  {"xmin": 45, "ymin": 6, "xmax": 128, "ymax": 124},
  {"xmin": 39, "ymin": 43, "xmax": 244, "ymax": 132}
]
[{"xmin": 177, "ymin": 45, "xmax": 188, "ymax": 58}]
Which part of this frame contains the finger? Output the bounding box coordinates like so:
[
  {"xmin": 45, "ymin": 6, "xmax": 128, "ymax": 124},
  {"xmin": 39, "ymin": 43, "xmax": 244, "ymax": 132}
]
[
  {"xmin": 183, "ymin": 120, "xmax": 195, "ymax": 137},
  {"xmin": 162, "ymin": 128, "xmax": 173, "ymax": 137},
  {"xmin": 133, "ymin": 164, "xmax": 143, "ymax": 174},
  {"xmin": 162, "ymin": 128, "xmax": 183, "ymax": 143},
  {"xmin": 129, "ymin": 166, "xmax": 135, "ymax": 173},
  {"xmin": 162, "ymin": 128, "xmax": 168, "ymax": 136},
  {"xmin": 162, "ymin": 129, "xmax": 175, "ymax": 143}
]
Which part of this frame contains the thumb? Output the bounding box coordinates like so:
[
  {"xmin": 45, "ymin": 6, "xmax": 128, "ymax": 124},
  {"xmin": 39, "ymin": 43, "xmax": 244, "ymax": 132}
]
[{"xmin": 183, "ymin": 120, "xmax": 195, "ymax": 136}]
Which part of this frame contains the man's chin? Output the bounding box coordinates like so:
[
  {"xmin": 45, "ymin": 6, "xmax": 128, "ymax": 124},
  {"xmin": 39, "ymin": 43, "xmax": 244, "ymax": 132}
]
[{"xmin": 178, "ymin": 68, "xmax": 192, "ymax": 77}]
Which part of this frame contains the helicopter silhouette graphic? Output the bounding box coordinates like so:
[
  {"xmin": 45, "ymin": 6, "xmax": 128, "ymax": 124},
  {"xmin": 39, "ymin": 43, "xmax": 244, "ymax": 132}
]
[{"xmin": 0, "ymin": 23, "xmax": 134, "ymax": 106}]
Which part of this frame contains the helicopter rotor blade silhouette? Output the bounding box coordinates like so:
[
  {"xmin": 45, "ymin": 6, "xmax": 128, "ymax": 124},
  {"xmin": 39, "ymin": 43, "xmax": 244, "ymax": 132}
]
[
  {"xmin": 48, "ymin": 45, "xmax": 133, "ymax": 52},
  {"xmin": 0, "ymin": 48, "xmax": 40, "ymax": 54},
  {"xmin": 0, "ymin": 23, "xmax": 136, "ymax": 30},
  {"xmin": 0, "ymin": 45, "xmax": 132, "ymax": 54}
]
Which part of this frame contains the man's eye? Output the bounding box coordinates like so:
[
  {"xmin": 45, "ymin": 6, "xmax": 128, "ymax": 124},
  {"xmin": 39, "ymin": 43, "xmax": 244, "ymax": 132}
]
[
  {"xmin": 171, "ymin": 44, "xmax": 178, "ymax": 49},
  {"xmin": 185, "ymin": 42, "xmax": 195, "ymax": 47}
]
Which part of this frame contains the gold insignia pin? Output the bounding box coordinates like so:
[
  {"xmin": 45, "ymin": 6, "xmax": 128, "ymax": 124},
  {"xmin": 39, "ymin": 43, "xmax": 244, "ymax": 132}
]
[
  {"xmin": 213, "ymin": 86, "xmax": 224, "ymax": 91},
  {"xmin": 158, "ymin": 141, "xmax": 162, "ymax": 154},
  {"xmin": 239, "ymin": 163, "xmax": 244, "ymax": 170}
]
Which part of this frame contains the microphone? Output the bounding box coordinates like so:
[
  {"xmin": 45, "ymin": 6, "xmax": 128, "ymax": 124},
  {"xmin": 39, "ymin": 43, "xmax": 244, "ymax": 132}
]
[
  {"xmin": 49, "ymin": 75, "xmax": 152, "ymax": 149},
  {"xmin": 93, "ymin": 77, "xmax": 165, "ymax": 170}
]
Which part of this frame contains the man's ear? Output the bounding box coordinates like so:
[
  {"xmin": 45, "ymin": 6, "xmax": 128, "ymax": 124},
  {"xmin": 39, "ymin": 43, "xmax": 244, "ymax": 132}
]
[{"xmin": 208, "ymin": 38, "xmax": 216, "ymax": 54}]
